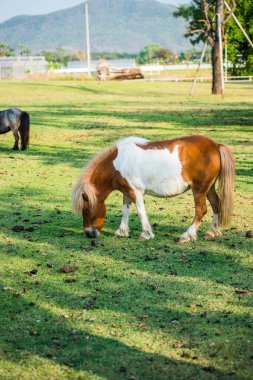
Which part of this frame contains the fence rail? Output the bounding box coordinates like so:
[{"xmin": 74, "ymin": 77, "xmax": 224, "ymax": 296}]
[
  {"xmin": 52, "ymin": 67, "xmax": 252, "ymax": 84},
  {"xmin": 225, "ymin": 76, "xmax": 252, "ymax": 82}
]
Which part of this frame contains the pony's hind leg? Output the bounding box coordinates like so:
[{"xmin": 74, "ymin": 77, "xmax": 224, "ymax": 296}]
[
  {"xmin": 11, "ymin": 125, "xmax": 20, "ymax": 150},
  {"xmin": 115, "ymin": 194, "xmax": 132, "ymax": 237},
  {"xmin": 178, "ymin": 191, "xmax": 207, "ymax": 244},
  {"xmin": 204, "ymin": 185, "xmax": 222, "ymax": 240}
]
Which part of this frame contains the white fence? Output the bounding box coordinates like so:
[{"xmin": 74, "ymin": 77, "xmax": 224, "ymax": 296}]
[
  {"xmin": 53, "ymin": 63, "xmax": 212, "ymax": 76},
  {"xmin": 53, "ymin": 67, "xmax": 94, "ymax": 74},
  {"xmin": 140, "ymin": 63, "xmax": 211, "ymax": 72},
  {"xmin": 49, "ymin": 62, "xmax": 253, "ymax": 83},
  {"xmin": 225, "ymin": 76, "xmax": 252, "ymax": 82}
]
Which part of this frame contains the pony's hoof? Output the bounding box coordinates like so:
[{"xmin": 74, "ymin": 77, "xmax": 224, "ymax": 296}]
[
  {"xmin": 177, "ymin": 231, "xmax": 196, "ymax": 244},
  {"xmin": 115, "ymin": 228, "xmax": 129, "ymax": 238},
  {"xmin": 176, "ymin": 237, "xmax": 190, "ymax": 245},
  {"xmin": 204, "ymin": 232, "xmax": 213, "ymax": 240},
  {"xmin": 139, "ymin": 236, "xmax": 149, "ymax": 242},
  {"xmin": 204, "ymin": 229, "xmax": 222, "ymax": 240},
  {"xmin": 138, "ymin": 231, "xmax": 154, "ymax": 241}
]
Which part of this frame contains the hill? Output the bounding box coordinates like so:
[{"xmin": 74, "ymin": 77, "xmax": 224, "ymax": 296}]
[{"xmin": 0, "ymin": 0, "xmax": 191, "ymax": 53}]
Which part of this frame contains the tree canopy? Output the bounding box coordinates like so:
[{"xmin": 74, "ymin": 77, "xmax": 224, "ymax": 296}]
[
  {"xmin": 0, "ymin": 42, "xmax": 15, "ymax": 57},
  {"xmin": 136, "ymin": 44, "xmax": 176, "ymax": 65},
  {"xmin": 173, "ymin": 0, "xmax": 253, "ymax": 76},
  {"xmin": 226, "ymin": 0, "xmax": 253, "ymax": 75}
]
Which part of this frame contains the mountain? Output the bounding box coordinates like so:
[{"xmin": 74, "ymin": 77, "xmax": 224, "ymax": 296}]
[{"xmin": 0, "ymin": 0, "xmax": 191, "ymax": 53}]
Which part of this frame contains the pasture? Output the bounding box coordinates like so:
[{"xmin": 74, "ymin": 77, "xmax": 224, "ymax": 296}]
[{"xmin": 0, "ymin": 79, "xmax": 252, "ymax": 380}]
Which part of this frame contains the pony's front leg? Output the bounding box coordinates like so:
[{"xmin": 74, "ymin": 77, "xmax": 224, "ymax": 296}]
[
  {"xmin": 178, "ymin": 192, "xmax": 207, "ymax": 244},
  {"xmin": 135, "ymin": 191, "xmax": 154, "ymax": 241},
  {"xmin": 115, "ymin": 194, "xmax": 132, "ymax": 237}
]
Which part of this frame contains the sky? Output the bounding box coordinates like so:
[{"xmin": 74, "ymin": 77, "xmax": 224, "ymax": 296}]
[{"xmin": 0, "ymin": 0, "xmax": 185, "ymax": 23}]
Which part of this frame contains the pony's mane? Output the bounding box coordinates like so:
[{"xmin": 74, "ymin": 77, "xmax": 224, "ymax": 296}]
[
  {"xmin": 82, "ymin": 145, "xmax": 116, "ymax": 183},
  {"xmin": 72, "ymin": 145, "xmax": 116, "ymax": 214}
]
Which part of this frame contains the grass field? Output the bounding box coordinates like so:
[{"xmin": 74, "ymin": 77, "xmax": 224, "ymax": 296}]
[{"xmin": 0, "ymin": 80, "xmax": 252, "ymax": 380}]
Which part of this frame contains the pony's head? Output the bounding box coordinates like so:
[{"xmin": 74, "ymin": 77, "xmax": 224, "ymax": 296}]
[
  {"xmin": 72, "ymin": 182, "xmax": 106, "ymax": 238},
  {"xmin": 72, "ymin": 145, "xmax": 117, "ymax": 238},
  {"xmin": 82, "ymin": 191, "xmax": 106, "ymax": 238}
]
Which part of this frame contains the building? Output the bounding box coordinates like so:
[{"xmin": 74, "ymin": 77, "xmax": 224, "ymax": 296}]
[{"xmin": 0, "ymin": 56, "xmax": 48, "ymax": 79}]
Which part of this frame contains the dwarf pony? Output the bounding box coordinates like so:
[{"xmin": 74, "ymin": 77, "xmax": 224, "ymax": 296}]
[
  {"xmin": 72, "ymin": 135, "xmax": 235, "ymax": 243},
  {"xmin": 0, "ymin": 108, "xmax": 30, "ymax": 150}
]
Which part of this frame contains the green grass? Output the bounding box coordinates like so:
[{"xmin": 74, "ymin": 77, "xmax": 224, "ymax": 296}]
[{"xmin": 0, "ymin": 80, "xmax": 252, "ymax": 380}]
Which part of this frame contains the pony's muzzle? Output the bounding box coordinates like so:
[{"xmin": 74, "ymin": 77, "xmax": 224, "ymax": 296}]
[{"xmin": 84, "ymin": 228, "xmax": 100, "ymax": 238}]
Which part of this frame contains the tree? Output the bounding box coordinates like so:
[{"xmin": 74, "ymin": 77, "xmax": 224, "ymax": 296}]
[
  {"xmin": 0, "ymin": 42, "xmax": 15, "ymax": 57},
  {"xmin": 179, "ymin": 47, "xmax": 211, "ymax": 63},
  {"xmin": 174, "ymin": 0, "xmax": 236, "ymax": 94},
  {"xmin": 136, "ymin": 44, "xmax": 162, "ymax": 65},
  {"xmin": 19, "ymin": 44, "xmax": 32, "ymax": 56},
  {"xmin": 92, "ymin": 52, "xmax": 136, "ymax": 60},
  {"xmin": 155, "ymin": 48, "xmax": 176, "ymax": 63},
  {"xmin": 225, "ymin": 0, "xmax": 253, "ymax": 75},
  {"xmin": 42, "ymin": 48, "xmax": 77, "ymax": 67},
  {"xmin": 136, "ymin": 44, "xmax": 176, "ymax": 65}
]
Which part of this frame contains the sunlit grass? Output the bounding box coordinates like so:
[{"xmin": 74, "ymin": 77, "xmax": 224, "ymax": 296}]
[{"xmin": 0, "ymin": 80, "xmax": 252, "ymax": 380}]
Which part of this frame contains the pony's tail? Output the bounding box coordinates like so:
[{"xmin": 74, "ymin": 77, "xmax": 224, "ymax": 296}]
[
  {"xmin": 218, "ymin": 144, "xmax": 235, "ymax": 227},
  {"xmin": 72, "ymin": 181, "xmax": 97, "ymax": 215},
  {"xmin": 19, "ymin": 111, "xmax": 30, "ymax": 150}
]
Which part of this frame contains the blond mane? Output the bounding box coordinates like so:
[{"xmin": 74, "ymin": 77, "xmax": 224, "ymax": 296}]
[{"xmin": 72, "ymin": 145, "xmax": 116, "ymax": 214}]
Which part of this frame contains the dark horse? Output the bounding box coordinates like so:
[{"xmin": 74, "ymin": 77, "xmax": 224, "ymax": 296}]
[{"xmin": 0, "ymin": 108, "xmax": 30, "ymax": 150}]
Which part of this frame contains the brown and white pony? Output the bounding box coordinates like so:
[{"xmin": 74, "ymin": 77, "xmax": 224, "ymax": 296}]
[
  {"xmin": 0, "ymin": 108, "xmax": 30, "ymax": 150},
  {"xmin": 72, "ymin": 135, "xmax": 235, "ymax": 243}
]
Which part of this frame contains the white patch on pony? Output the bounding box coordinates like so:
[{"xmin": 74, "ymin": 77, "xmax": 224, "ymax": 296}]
[{"xmin": 113, "ymin": 137, "xmax": 188, "ymax": 197}]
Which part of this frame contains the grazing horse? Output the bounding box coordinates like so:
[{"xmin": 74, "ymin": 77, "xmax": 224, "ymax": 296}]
[
  {"xmin": 72, "ymin": 135, "xmax": 235, "ymax": 243},
  {"xmin": 0, "ymin": 108, "xmax": 30, "ymax": 150}
]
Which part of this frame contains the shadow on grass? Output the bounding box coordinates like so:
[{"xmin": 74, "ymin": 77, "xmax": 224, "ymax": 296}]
[
  {"xmin": 1, "ymin": 284, "xmax": 243, "ymax": 380},
  {"xmin": 31, "ymin": 103, "xmax": 253, "ymax": 129},
  {"xmin": 0, "ymin": 187, "xmax": 252, "ymax": 378},
  {"xmin": 25, "ymin": 81, "xmax": 123, "ymax": 96},
  {"xmin": 1, "ymin": 98, "xmax": 252, "ymax": 172},
  {"xmin": 1, "ymin": 81, "xmax": 252, "ymax": 378},
  {"xmin": 1, "ymin": 116, "xmax": 252, "ymax": 176},
  {"xmin": 0, "ymin": 143, "xmax": 93, "ymax": 169},
  {"xmin": 0, "ymin": 185, "xmax": 252, "ymax": 289},
  {"xmin": 0, "ymin": 223, "xmax": 252, "ymax": 379}
]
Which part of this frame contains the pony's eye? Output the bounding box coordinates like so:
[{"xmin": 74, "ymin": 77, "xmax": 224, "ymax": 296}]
[{"xmin": 83, "ymin": 208, "xmax": 90, "ymax": 215}]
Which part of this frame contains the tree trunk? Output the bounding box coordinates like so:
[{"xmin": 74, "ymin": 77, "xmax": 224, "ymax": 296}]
[
  {"xmin": 212, "ymin": 42, "xmax": 222, "ymax": 94},
  {"xmin": 212, "ymin": 0, "xmax": 224, "ymax": 94}
]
